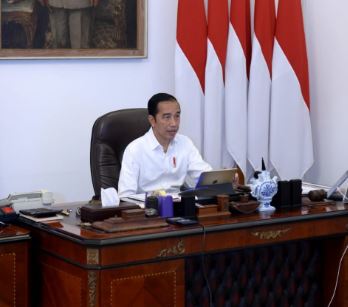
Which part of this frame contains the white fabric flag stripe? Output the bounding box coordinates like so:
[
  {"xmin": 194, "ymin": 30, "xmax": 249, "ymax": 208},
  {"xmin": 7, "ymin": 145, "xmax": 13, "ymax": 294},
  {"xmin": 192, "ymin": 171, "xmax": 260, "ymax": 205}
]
[
  {"xmin": 204, "ymin": 42, "xmax": 225, "ymax": 168},
  {"xmin": 175, "ymin": 0, "xmax": 207, "ymax": 152},
  {"xmin": 203, "ymin": 0, "xmax": 228, "ymax": 169},
  {"xmin": 225, "ymin": 0, "xmax": 251, "ymax": 177},
  {"xmin": 175, "ymin": 45, "xmax": 205, "ymax": 151},
  {"xmin": 247, "ymin": 38, "xmax": 271, "ymax": 171},
  {"xmin": 270, "ymin": 0, "xmax": 313, "ymax": 179},
  {"xmin": 247, "ymin": 0, "xmax": 275, "ymax": 172}
]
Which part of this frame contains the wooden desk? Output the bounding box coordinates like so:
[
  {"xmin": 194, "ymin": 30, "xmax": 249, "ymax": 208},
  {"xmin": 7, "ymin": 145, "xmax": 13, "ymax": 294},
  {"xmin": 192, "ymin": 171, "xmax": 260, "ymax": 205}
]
[
  {"xmin": 0, "ymin": 224, "xmax": 30, "ymax": 307},
  {"xmin": 19, "ymin": 202, "xmax": 348, "ymax": 307}
]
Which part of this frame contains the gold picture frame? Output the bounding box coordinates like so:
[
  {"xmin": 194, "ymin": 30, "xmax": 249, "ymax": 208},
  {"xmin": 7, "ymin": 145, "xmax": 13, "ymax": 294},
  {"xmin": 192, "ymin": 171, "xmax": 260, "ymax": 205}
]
[{"xmin": 0, "ymin": 0, "xmax": 147, "ymax": 59}]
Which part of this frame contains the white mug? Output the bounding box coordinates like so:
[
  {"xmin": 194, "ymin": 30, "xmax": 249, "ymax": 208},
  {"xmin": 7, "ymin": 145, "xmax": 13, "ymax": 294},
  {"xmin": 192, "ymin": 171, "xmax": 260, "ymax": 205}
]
[{"xmin": 42, "ymin": 191, "xmax": 54, "ymax": 205}]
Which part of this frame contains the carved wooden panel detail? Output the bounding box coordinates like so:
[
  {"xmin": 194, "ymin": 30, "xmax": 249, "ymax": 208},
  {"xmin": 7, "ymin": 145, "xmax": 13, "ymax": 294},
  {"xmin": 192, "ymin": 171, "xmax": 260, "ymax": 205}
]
[
  {"xmin": 88, "ymin": 271, "xmax": 97, "ymax": 307},
  {"xmin": 157, "ymin": 240, "xmax": 185, "ymax": 258},
  {"xmin": 251, "ymin": 228, "xmax": 291, "ymax": 240},
  {"xmin": 87, "ymin": 248, "xmax": 99, "ymax": 265}
]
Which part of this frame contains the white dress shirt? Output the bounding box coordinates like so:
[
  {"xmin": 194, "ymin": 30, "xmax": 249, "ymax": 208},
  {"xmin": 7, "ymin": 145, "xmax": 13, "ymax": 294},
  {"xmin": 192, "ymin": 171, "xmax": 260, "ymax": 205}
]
[{"xmin": 118, "ymin": 128, "xmax": 212, "ymax": 198}]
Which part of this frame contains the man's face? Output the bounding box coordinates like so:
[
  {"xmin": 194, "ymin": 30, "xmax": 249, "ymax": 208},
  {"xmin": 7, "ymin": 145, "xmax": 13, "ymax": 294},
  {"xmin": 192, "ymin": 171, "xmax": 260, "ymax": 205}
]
[{"xmin": 149, "ymin": 100, "xmax": 181, "ymax": 146}]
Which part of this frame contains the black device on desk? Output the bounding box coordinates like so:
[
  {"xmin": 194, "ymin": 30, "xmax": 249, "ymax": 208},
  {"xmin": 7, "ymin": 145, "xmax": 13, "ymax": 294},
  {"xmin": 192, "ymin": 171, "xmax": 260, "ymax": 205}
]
[
  {"xmin": 173, "ymin": 195, "xmax": 196, "ymax": 218},
  {"xmin": 0, "ymin": 205, "xmax": 18, "ymax": 223},
  {"xmin": 19, "ymin": 208, "xmax": 62, "ymax": 218},
  {"xmin": 166, "ymin": 217, "xmax": 198, "ymax": 226}
]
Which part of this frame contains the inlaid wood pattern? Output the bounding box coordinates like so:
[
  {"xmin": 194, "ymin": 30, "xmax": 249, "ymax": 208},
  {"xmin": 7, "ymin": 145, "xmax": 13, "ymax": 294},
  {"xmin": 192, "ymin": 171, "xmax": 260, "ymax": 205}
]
[
  {"xmin": 0, "ymin": 253, "xmax": 16, "ymax": 307},
  {"xmin": 41, "ymin": 263, "xmax": 83, "ymax": 307}
]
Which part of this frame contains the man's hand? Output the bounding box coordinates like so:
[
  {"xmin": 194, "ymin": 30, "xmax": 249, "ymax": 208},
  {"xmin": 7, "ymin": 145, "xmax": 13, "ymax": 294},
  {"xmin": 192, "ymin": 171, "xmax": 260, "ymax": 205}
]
[{"xmin": 91, "ymin": 0, "xmax": 99, "ymax": 7}]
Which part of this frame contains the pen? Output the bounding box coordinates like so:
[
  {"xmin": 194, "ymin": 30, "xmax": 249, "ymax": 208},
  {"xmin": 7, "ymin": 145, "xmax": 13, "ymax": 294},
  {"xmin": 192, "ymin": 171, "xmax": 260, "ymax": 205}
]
[
  {"xmin": 144, "ymin": 192, "xmax": 148, "ymax": 206},
  {"xmin": 173, "ymin": 156, "xmax": 176, "ymax": 168}
]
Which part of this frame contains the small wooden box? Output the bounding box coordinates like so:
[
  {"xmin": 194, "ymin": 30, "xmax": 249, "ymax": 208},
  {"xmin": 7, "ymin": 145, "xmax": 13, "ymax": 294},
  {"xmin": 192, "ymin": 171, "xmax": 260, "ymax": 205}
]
[
  {"xmin": 121, "ymin": 209, "xmax": 145, "ymax": 219},
  {"xmin": 196, "ymin": 204, "xmax": 231, "ymax": 218}
]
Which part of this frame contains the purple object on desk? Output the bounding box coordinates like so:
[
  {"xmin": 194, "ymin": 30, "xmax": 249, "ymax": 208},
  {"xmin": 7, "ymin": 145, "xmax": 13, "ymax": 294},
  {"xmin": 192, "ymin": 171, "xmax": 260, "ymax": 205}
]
[{"xmin": 158, "ymin": 195, "xmax": 173, "ymax": 218}]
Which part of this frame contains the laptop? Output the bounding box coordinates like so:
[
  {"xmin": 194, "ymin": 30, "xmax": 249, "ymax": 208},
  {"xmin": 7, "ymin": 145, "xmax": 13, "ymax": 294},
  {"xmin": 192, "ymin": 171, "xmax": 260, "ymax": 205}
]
[
  {"xmin": 196, "ymin": 169, "xmax": 238, "ymax": 188},
  {"xmin": 180, "ymin": 169, "xmax": 239, "ymax": 199}
]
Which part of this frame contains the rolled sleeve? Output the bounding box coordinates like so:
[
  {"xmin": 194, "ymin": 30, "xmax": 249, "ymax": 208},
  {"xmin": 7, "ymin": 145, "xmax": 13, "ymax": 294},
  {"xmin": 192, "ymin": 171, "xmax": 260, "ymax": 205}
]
[
  {"xmin": 186, "ymin": 141, "xmax": 212, "ymax": 185},
  {"xmin": 118, "ymin": 146, "xmax": 140, "ymax": 198}
]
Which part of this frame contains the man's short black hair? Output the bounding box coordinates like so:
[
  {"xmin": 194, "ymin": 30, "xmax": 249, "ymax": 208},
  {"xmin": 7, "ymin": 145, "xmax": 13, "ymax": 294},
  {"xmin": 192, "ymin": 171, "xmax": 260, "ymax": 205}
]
[{"xmin": 148, "ymin": 93, "xmax": 178, "ymax": 117}]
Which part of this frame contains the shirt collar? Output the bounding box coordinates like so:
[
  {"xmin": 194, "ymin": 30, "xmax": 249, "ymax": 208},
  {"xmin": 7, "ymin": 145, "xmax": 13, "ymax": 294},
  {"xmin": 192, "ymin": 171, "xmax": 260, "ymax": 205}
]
[{"xmin": 146, "ymin": 128, "xmax": 178, "ymax": 151}]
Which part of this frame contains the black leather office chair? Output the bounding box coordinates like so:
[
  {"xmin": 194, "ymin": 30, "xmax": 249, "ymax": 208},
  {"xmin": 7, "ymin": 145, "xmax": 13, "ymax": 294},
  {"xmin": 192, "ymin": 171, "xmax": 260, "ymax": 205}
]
[{"xmin": 90, "ymin": 108, "xmax": 150, "ymax": 200}]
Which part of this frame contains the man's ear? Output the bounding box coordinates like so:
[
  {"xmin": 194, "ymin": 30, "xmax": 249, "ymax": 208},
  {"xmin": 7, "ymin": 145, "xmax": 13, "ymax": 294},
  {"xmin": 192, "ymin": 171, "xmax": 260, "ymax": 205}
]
[{"xmin": 148, "ymin": 115, "xmax": 155, "ymax": 127}]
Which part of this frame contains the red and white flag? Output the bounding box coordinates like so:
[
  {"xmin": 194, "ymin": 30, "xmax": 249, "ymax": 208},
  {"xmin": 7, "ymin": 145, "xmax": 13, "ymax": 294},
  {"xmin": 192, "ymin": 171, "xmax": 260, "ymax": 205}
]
[
  {"xmin": 270, "ymin": 0, "xmax": 313, "ymax": 179},
  {"xmin": 225, "ymin": 0, "xmax": 251, "ymax": 176},
  {"xmin": 247, "ymin": 0, "xmax": 276, "ymax": 172},
  {"xmin": 203, "ymin": 0, "xmax": 229, "ymax": 169},
  {"xmin": 175, "ymin": 0, "xmax": 207, "ymax": 152}
]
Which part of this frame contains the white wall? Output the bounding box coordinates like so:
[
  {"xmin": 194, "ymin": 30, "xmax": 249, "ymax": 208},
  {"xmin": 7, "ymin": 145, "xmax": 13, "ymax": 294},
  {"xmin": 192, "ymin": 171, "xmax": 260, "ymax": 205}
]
[
  {"xmin": 0, "ymin": 0, "xmax": 347, "ymax": 202},
  {"xmin": 303, "ymin": 0, "xmax": 348, "ymax": 186}
]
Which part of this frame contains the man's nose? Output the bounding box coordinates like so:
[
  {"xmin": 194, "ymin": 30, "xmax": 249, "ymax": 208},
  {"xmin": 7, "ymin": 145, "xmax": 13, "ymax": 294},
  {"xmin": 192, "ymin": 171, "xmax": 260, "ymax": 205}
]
[{"xmin": 169, "ymin": 117, "xmax": 178, "ymax": 126}]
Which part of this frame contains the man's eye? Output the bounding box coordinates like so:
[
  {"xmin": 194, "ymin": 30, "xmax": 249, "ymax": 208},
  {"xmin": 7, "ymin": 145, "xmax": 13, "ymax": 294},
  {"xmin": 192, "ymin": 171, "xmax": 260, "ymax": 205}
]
[{"xmin": 163, "ymin": 115, "xmax": 171, "ymax": 120}]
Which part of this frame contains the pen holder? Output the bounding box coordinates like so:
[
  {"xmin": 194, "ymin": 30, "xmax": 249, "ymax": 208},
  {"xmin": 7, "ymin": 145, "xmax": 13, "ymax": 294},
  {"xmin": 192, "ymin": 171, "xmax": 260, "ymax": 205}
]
[
  {"xmin": 158, "ymin": 195, "xmax": 173, "ymax": 218},
  {"xmin": 145, "ymin": 196, "xmax": 159, "ymax": 210}
]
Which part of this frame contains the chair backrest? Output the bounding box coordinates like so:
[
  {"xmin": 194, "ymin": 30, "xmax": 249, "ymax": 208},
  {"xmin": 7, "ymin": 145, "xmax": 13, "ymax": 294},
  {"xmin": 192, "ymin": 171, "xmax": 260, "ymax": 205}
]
[{"xmin": 90, "ymin": 108, "xmax": 150, "ymax": 200}]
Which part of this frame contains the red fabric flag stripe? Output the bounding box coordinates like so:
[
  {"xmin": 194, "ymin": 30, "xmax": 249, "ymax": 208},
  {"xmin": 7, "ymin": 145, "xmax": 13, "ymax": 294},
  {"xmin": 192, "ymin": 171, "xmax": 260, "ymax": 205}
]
[
  {"xmin": 207, "ymin": 0, "xmax": 229, "ymax": 77},
  {"xmin": 177, "ymin": 0, "xmax": 207, "ymax": 91},
  {"xmin": 275, "ymin": 0, "xmax": 310, "ymax": 108},
  {"xmin": 230, "ymin": 0, "xmax": 252, "ymax": 78},
  {"xmin": 254, "ymin": 0, "xmax": 276, "ymax": 76}
]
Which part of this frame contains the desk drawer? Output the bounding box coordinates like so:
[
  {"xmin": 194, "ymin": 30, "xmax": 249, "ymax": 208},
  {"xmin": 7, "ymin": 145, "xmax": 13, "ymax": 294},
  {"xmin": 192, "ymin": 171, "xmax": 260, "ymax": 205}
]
[{"xmin": 205, "ymin": 215, "xmax": 348, "ymax": 252}]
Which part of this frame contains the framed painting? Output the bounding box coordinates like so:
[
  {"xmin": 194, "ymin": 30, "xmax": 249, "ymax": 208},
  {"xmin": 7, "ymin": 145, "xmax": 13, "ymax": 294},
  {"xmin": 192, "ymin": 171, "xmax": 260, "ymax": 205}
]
[{"xmin": 0, "ymin": 0, "xmax": 147, "ymax": 59}]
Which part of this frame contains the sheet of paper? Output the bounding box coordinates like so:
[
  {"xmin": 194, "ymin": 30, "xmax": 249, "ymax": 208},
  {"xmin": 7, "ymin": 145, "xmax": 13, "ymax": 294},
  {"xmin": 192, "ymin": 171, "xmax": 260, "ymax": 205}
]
[
  {"xmin": 125, "ymin": 193, "xmax": 147, "ymax": 202},
  {"xmin": 120, "ymin": 198, "xmax": 145, "ymax": 208}
]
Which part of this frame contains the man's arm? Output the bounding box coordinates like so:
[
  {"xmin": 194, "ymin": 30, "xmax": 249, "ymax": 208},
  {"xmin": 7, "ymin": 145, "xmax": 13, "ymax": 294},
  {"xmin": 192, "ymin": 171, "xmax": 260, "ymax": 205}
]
[
  {"xmin": 186, "ymin": 141, "xmax": 212, "ymax": 185},
  {"xmin": 118, "ymin": 146, "xmax": 140, "ymax": 198}
]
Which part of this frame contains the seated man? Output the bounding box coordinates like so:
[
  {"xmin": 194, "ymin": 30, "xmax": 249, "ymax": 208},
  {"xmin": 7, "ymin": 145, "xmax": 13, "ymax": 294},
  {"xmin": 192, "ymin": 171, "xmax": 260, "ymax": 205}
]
[{"xmin": 118, "ymin": 93, "xmax": 212, "ymax": 198}]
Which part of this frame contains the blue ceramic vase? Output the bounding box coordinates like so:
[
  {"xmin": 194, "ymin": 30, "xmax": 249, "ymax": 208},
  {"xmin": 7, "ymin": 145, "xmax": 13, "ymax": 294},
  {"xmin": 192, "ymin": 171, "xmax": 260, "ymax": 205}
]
[{"xmin": 250, "ymin": 171, "xmax": 278, "ymax": 212}]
